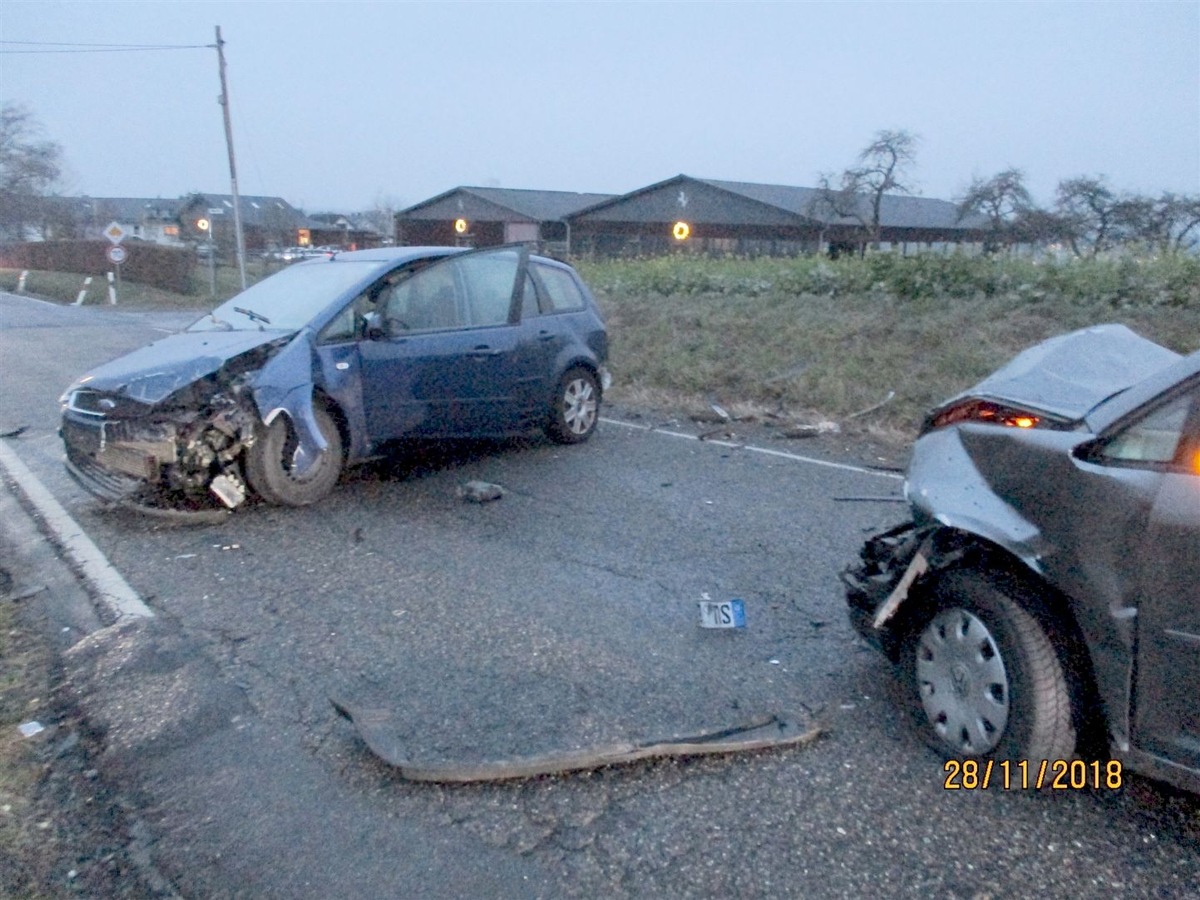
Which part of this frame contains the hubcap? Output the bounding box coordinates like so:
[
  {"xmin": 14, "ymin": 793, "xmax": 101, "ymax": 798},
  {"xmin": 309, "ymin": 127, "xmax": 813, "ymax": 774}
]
[
  {"xmin": 562, "ymin": 378, "xmax": 597, "ymax": 435},
  {"xmin": 915, "ymin": 609, "xmax": 1010, "ymax": 754}
]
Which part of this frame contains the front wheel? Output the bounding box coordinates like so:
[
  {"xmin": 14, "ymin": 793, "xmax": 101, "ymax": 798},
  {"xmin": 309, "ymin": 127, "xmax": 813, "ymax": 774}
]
[
  {"xmin": 244, "ymin": 404, "xmax": 343, "ymax": 506},
  {"xmin": 900, "ymin": 569, "xmax": 1076, "ymax": 762},
  {"xmin": 546, "ymin": 367, "xmax": 599, "ymax": 444}
]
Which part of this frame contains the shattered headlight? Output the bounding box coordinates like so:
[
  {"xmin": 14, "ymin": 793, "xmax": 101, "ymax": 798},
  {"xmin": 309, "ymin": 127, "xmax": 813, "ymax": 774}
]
[{"xmin": 920, "ymin": 398, "xmax": 1072, "ymax": 436}]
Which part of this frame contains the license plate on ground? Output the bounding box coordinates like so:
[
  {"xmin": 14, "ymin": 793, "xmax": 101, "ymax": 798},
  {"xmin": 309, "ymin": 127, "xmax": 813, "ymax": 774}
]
[{"xmin": 699, "ymin": 599, "xmax": 746, "ymax": 629}]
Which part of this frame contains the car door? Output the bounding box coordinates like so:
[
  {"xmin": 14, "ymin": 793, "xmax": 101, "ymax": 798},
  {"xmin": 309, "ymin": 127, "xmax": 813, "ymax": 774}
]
[
  {"xmin": 356, "ymin": 246, "xmax": 530, "ymax": 440},
  {"xmin": 1080, "ymin": 381, "xmax": 1200, "ymax": 769},
  {"xmin": 1120, "ymin": 385, "xmax": 1200, "ymax": 768}
]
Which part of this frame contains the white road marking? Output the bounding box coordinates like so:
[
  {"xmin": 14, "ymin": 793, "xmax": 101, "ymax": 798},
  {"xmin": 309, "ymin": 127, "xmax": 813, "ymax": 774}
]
[
  {"xmin": 599, "ymin": 417, "xmax": 905, "ymax": 480},
  {"xmin": 0, "ymin": 441, "xmax": 153, "ymax": 620}
]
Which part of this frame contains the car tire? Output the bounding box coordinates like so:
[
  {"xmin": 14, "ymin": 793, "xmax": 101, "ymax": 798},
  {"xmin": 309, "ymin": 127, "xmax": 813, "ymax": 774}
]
[
  {"xmin": 900, "ymin": 568, "xmax": 1076, "ymax": 763},
  {"xmin": 546, "ymin": 367, "xmax": 599, "ymax": 444},
  {"xmin": 244, "ymin": 404, "xmax": 343, "ymax": 506}
]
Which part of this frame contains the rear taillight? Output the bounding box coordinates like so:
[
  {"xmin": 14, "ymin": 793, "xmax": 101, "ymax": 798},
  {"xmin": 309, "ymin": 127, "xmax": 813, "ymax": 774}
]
[{"xmin": 924, "ymin": 399, "xmax": 1047, "ymax": 434}]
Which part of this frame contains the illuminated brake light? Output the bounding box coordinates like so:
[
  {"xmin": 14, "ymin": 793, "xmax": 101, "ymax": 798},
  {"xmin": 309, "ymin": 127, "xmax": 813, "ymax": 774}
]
[{"xmin": 1012, "ymin": 417, "xmax": 1037, "ymax": 429}]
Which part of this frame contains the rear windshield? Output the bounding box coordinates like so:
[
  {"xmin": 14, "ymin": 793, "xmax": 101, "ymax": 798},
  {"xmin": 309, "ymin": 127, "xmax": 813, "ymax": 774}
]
[{"xmin": 188, "ymin": 260, "xmax": 385, "ymax": 332}]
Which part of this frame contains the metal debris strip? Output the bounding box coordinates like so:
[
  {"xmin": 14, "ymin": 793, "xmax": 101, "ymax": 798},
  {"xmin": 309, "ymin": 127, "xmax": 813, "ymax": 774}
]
[
  {"xmin": 97, "ymin": 500, "xmax": 231, "ymax": 526},
  {"xmin": 844, "ymin": 390, "xmax": 896, "ymax": 421},
  {"xmin": 331, "ymin": 698, "xmax": 820, "ymax": 783}
]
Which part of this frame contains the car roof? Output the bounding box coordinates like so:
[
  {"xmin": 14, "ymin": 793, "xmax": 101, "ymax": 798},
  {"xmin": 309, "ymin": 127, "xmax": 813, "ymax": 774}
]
[
  {"xmin": 324, "ymin": 246, "xmax": 465, "ymax": 264},
  {"xmin": 325, "ymin": 245, "xmax": 571, "ymax": 268},
  {"xmin": 1086, "ymin": 345, "xmax": 1200, "ymax": 432}
]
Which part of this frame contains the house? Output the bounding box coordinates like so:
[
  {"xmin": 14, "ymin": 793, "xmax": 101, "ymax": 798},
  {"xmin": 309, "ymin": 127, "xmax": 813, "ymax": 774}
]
[{"xmin": 28, "ymin": 194, "xmax": 321, "ymax": 253}]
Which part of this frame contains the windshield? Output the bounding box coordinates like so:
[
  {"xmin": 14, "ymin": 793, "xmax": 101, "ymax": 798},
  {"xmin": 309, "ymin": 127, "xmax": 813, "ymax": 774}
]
[{"xmin": 188, "ymin": 260, "xmax": 386, "ymax": 332}]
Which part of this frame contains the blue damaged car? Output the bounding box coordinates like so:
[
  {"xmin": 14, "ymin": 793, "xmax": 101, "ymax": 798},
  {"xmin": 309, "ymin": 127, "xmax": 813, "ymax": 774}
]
[{"xmin": 60, "ymin": 245, "xmax": 609, "ymax": 512}]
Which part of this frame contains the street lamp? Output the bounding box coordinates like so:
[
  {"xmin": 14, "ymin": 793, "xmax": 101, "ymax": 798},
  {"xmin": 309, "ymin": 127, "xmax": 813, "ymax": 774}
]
[{"xmin": 197, "ymin": 218, "xmax": 216, "ymax": 297}]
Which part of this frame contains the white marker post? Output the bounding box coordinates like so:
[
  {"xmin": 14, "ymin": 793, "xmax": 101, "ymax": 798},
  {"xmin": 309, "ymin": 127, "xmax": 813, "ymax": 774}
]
[
  {"xmin": 105, "ymin": 244, "xmax": 127, "ymax": 304},
  {"xmin": 103, "ymin": 221, "xmax": 127, "ymax": 305},
  {"xmin": 74, "ymin": 276, "xmax": 93, "ymax": 306}
]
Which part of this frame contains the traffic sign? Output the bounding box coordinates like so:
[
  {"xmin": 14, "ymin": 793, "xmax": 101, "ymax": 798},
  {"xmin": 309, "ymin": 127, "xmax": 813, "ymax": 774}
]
[
  {"xmin": 104, "ymin": 221, "xmax": 127, "ymax": 244},
  {"xmin": 107, "ymin": 245, "xmax": 127, "ymax": 265}
]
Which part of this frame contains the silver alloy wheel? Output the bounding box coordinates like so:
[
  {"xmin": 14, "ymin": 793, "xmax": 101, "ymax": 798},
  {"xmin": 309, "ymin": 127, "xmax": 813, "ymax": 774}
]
[
  {"xmin": 562, "ymin": 376, "xmax": 597, "ymax": 436},
  {"xmin": 915, "ymin": 608, "xmax": 1011, "ymax": 754}
]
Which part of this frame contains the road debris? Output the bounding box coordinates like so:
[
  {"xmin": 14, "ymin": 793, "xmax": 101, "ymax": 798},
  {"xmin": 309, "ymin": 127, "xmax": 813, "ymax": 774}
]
[
  {"xmin": 778, "ymin": 421, "xmax": 840, "ymax": 439},
  {"xmin": 457, "ymin": 480, "xmax": 505, "ymax": 503},
  {"xmin": 844, "ymin": 390, "xmax": 896, "ymax": 421},
  {"xmin": 18, "ymin": 721, "xmax": 45, "ymax": 738},
  {"xmin": 0, "ymin": 425, "xmax": 29, "ymax": 439},
  {"xmin": 331, "ymin": 700, "xmax": 819, "ymax": 782}
]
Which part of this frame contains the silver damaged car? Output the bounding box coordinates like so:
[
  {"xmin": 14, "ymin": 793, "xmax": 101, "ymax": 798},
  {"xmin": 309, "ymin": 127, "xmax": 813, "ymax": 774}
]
[{"xmin": 844, "ymin": 324, "xmax": 1200, "ymax": 794}]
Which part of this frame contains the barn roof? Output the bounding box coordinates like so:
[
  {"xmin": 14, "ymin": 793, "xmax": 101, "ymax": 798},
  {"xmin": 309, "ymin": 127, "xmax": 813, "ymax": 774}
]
[
  {"xmin": 399, "ymin": 186, "xmax": 617, "ymax": 223},
  {"xmin": 569, "ymin": 174, "xmax": 987, "ymax": 232}
]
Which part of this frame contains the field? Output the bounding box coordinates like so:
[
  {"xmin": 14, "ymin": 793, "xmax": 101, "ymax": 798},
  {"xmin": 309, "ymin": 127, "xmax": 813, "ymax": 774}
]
[{"xmin": 577, "ymin": 253, "xmax": 1200, "ymax": 436}]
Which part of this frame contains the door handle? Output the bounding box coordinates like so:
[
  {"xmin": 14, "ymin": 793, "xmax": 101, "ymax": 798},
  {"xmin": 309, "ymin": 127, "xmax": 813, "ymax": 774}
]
[
  {"xmin": 538, "ymin": 331, "xmax": 555, "ymax": 343},
  {"xmin": 467, "ymin": 346, "xmax": 501, "ymax": 358}
]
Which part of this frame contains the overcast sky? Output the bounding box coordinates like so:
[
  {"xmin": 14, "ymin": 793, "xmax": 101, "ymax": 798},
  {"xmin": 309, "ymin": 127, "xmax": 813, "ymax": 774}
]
[{"xmin": 2, "ymin": 1, "xmax": 1197, "ymax": 214}]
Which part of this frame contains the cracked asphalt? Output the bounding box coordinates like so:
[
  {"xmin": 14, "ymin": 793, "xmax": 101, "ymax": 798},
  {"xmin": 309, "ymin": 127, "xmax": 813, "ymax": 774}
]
[{"xmin": 2, "ymin": 292, "xmax": 1198, "ymax": 898}]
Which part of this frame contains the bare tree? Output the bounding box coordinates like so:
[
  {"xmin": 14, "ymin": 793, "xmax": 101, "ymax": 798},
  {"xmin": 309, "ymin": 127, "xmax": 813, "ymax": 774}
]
[
  {"xmin": 1112, "ymin": 192, "xmax": 1200, "ymax": 254},
  {"xmin": 813, "ymin": 129, "xmax": 920, "ymax": 252},
  {"xmin": 956, "ymin": 168, "xmax": 1032, "ymax": 252},
  {"xmin": 0, "ymin": 103, "xmax": 63, "ymax": 241},
  {"xmin": 362, "ymin": 191, "xmax": 403, "ymax": 244},
  {"xmin": 1055, "ymin": 176, "xmax": 1122, "ymax": 258}
]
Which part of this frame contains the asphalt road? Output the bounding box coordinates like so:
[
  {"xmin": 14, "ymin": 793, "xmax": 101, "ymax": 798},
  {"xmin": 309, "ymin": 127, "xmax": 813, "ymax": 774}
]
[{"xmin": 1, "ymin": 291, "xmax": 1197, "ymax": 899}]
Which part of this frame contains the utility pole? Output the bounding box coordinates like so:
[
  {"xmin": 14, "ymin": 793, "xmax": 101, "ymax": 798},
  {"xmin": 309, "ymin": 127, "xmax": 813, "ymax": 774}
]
[{"xmin": 214, "ymin": 26, "xmax": 247, "ymax": 290}]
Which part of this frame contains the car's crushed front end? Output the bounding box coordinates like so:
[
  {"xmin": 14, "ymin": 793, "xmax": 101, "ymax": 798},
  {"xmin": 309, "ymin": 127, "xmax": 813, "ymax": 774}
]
[
  {"xmin": 60, "ymin": 332, "xmax": 291, "ymax": 515},
  {"xmin": 842, "ymin": 325, "xmax": 1200, "ymax": 783},
  {"xmin": 843, "ymin": 323, "xmax": 1182, "ymax": 656}
]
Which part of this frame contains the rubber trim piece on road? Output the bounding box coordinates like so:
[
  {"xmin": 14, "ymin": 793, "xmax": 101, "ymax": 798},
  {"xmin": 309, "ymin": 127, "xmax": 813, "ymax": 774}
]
[
  {"xmin": 332, "ymin": 698, "xmax": 820, "ymax": 783},
  {"xmin": 0, "ymin": 441, "xmax": 152, "ymax": 621}
]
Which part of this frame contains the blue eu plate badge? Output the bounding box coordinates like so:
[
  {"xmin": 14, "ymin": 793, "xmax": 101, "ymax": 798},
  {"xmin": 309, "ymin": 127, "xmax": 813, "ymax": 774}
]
[{"xmin": 699, "ymin": 598, "xmax": 746, "ymax": 629}]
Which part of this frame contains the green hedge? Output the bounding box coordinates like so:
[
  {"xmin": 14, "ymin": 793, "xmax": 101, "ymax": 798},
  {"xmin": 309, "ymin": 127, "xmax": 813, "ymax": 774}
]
[
  {"xmin": 0, "ymin": 240, "xmax": 195, "ymax": 293},
  {"xmin": 576, "ymin": 252, "xmax": 1200, "ymax": 309}
]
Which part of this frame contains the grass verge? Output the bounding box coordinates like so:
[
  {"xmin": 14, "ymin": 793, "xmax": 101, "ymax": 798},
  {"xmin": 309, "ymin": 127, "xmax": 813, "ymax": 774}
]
[{"xmin": 0, "ymin": 261, "xmax": 274, "ymax": 309}]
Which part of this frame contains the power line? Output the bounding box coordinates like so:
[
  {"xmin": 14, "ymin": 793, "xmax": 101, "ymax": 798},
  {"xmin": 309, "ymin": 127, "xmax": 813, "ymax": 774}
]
[{"xmin": 0, "ymin": 40, "xmax": 210, "ymax": 54}]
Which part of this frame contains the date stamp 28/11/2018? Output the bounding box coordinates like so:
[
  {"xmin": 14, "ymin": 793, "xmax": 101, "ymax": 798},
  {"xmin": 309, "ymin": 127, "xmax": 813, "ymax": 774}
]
[{"xmin": 944, "ymin": 759, "xmax": 1124, "ymax": 791}]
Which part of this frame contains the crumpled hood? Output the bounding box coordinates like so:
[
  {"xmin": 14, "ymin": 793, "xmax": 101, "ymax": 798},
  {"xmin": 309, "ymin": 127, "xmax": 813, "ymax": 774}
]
[
  {"xmin": 70, "ymin": 329, "xmax": 294, "ymax": 404},
  {"xmin": 935, "ymin": 323, "xmax": 1181, "ymax": 423}
]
